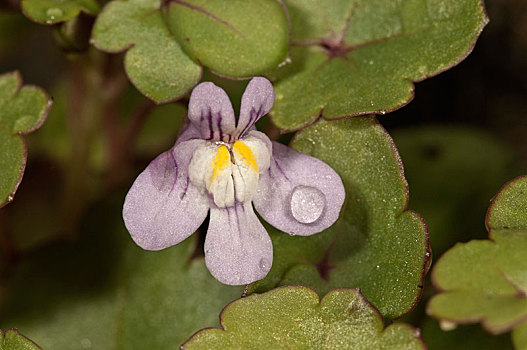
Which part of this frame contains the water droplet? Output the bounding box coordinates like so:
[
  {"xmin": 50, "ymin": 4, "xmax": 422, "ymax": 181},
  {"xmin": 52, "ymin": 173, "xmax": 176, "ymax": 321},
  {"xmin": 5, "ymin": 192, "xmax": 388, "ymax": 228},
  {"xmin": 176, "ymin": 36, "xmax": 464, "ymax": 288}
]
[
  {"xmin": 376, "ymin": 265, "xmax": 380, "ymax": 269},
  {"xmin": 46, "ymin": 8, "xmax": 63, "ymax": 21},
  {"xmin": 259, "ymin": 258, "xmax": 269, "ymax": 270},
  {"xmin": 379, "ymin": 109, "xmax": 386, "ymax": 115},
  {"xmin": 425, "ymin": 252, "xmax": 431, "ymax": 257},
  {"xmin": 290, "ymin": 186, "xmax": 326, "ymax": 224},
  {"xmin": 6, "ymin": 195, "xmax": 13, "ymax": 202}
]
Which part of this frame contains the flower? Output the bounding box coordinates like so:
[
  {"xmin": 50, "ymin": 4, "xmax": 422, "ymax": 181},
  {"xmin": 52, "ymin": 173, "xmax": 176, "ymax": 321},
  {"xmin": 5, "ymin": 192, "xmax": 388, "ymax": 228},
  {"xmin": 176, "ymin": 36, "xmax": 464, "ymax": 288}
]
[{"xmin": 123, "ymin": 77, "xmax": 345, "ymax": 285}]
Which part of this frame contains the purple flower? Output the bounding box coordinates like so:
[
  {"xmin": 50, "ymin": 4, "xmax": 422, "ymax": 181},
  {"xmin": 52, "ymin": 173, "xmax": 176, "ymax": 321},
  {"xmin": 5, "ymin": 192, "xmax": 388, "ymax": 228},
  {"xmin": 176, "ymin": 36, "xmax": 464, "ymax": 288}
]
[{"xmin": 123, "ymin": 77, "xmax": 345, "ymax": 285}]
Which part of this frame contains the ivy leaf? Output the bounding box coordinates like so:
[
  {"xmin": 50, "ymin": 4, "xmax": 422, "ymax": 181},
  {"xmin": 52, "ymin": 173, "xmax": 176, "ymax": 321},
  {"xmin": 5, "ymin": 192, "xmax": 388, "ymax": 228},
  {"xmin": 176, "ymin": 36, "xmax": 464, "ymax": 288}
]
[
  {"xmin": 0, "ymin": 194, "xmax": 243, "ymax": 349},
  {"xmin": 0, "ymin": 329, "xmax": 40, "ymax": 350},
  {"xmin": 91, "ymin": 0, "xmax": 202, "ymax": 103},
  {"xmin": 249, "ymin": 117, "xmax": 430, "ymax": 319},
  {"xmin": 22, "ymin": 0, "xmax": 100, "ymax": 24},
  {"xmin": 513, "ymin": 321, "xmax": 527, "ymax": 350},
  {"xmin": 167, "ymin": 0, "xmax": 289, "ymax": 78},
  {"xmin": 270, "ymin": 0, "xmax": 488, "ymax": 130},
  {"xmin": 0, "ymin": 71, "xmax": 52, "ymax": 208},
  {"xmin": 392, "ymin": 125, "xmax": 522, "ymax": 255},
  {"xmin": 183, "ymin": 286, "xmax": 425, "ymax": 349},
  {"xmin": 420, "ymin": 318, "xmax": 514, "ymax": 350},
  {"xmin": 428, "ymin": 176, "xmax": 527, "ymax": 334}
]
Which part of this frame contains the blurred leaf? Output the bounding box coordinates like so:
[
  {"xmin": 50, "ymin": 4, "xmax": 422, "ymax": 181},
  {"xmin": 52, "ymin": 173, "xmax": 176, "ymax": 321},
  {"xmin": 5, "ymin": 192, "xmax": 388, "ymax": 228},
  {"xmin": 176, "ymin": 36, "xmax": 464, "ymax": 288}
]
[
  {"xmin": 0, "ymin": 71, "xmax": 51, "ymax": 208},
  {"xmin": 392, "ymin": 126, "xmax": 522, "ymax": 255},
  {"xmin": 91, "ymin": 0, "xmax": 202, "ymax": 103},
  {"xmin": 0, "ymin": 194, "xmax": 243, "ymax": 349},
  {"xmin": 513, "ymin": 321, "xmax": 527, "ymax": 350},
  {"xmin": 420, "ymin": 318, "xmax": 514, "ymax": 350},
  {"xmin": 168, "ymin": 0, "xmax": 289, "ymax": 78},
  {"xmin": 183, "ymin": 286, "xmax": 425, "ymax": 349},
  {"xmin": 135, "ymin": 103, "xmax": 185, "ymax": 156},
  {"xmin": 428, "ymin": 176, "xmax": 527, "ymax": 334},
  {"xmin": 270, "ymin": 0, "xmax": 488, "ymax": 130},
  {"xmin": 0, "ymin": 329, "xmax": 40, "ymax": 350},
  {"xmin": 22, "ymin": 0, "xmax": 100, "ymax": 24},
  {"xmin": 249, "ymin": 117, "xmax": 430, "ymax": 319}
]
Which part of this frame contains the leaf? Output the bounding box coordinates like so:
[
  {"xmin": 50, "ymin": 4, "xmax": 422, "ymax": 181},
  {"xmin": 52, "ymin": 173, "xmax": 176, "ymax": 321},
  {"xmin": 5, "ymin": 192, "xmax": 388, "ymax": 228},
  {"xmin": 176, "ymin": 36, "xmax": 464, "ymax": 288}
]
[
  {"xmin": 270, "ymin": 0, "xmax": 488, "ymax": 130},
  {"xmin": 183, "ymin": 286, "xmax": 425, "ymax": 349},
  {"xmin": 22, "ymin": 0, "xmax": 100, "ymax": 24},
  {"xmin": 91, "ymin": 0, "xmax": 202, "ymax": 103},
  {"xmin": 249, "ymin": 117, "xmax": 430, "ymax": 319},
  {"xmin": 0, "ymin": 71, "xmax": 52, "ymax": 208},
  {"xmin": 134, "ymin": 103, "xmax": 185, "ymax": 156},
  {"xmin": 167, "ymin": 0, "xmax": 289, "ymax": 78},
  {"xmin": 392, "ymin": 125, "xmax": 522, "ymax": 255},
  {"xmin": 0, "ymin": 329, "xmax": 40, "ymax": 350},
  {"xmin": 513, "ymin": 321, "xmax": 527, "ymax": 350},
  {"xmin": 428, "ymin": 176, "xmax": 527, "ymax": 334},
  {"xmin": 0, "ymin": 194, "xmax": 243, "ymax": 349},
  {"xmin": 420, "ymin": 318, "xmax": 514, "ymax": 350}
]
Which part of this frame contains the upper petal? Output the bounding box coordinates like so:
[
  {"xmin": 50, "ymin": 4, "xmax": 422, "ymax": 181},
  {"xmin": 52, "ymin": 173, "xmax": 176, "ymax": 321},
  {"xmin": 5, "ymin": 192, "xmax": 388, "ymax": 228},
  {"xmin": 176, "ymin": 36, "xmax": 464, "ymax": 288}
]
[
  {"xmin": 253, "ymin": 141, "xmax": 345, "ymax": 236},
  {"xmin": 204, "ymin": 202, "xmax": 273, "ymax": 285},
  {"xmin": 123, "ymin": 139, "xmax": 210, "ymax": 250},
  {"xmin": 236, "ymin": 77, "xmax": 274, "ymax": 138},
  {"xmin": 188, "ymin": 81, "xmax": 237, "ymax": 142}
]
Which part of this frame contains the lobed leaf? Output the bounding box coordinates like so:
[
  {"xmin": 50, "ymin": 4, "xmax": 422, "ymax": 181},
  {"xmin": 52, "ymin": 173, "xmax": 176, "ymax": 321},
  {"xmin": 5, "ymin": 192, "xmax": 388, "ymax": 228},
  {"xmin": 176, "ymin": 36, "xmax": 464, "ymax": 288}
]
[
  {"xmin": 91, "ymin": 0, "xmax": 202, "ymax": 103},
  {"xmin": 428, "ymin": 176, "xmax": 527, "ymax": 334},
  {"xmin": 249, "ymin": 117, "xmax": 430, "ymax": 319},
  {"xmin": 513, "ymin": 321, "xmax": 527, "ymax": 350},
  {"xmin": 183, "ymin": 286, "xmax": 425, "ymax": 349},
  {"xmin": 270, "ymin": 0, "xmax": 488, "ymax": 130},
  {"xmin": 420, "ymin": 318, "xmax": 514, "ymax": 350},
  {"xmin": 0, "ymin": 329, "xmax": 40, "ymax": 350},
  {"xmin": 167, "ymin": 0, "xmax": 289, "ymax": 78},
  {"xmin": 22, "ymin": 0, "xmax": 100, "ymax": 24},
  {"xmin": 0, "ymin": 194, "xmax": 243, "ymax": 349},
  {"xmin": 0, "ymin": 71, "xmax": 52, "ymax": 208},
  {"xmin": 392, "ymin": 125, "xmax": 522, "ymax": 255}
]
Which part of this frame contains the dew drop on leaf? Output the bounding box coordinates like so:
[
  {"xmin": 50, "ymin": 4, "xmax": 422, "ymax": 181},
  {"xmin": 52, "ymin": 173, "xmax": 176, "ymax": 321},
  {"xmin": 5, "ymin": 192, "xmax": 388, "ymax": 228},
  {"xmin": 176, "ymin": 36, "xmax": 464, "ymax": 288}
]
[{"xmin": 290, "ymin": 185, "xmax": 326, "ymax": 224}]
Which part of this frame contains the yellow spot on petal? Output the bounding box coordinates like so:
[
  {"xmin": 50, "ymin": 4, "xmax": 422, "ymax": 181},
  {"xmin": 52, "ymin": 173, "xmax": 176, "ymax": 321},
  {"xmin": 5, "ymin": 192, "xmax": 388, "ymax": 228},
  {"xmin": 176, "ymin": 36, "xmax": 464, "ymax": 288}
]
[
  {"xmin": 233, "ymin": 141, "xmax": 258, "ymax": 172},
  {"xmin": 211, "ymin": 145, "xmax": 230, "ymax": 182}
]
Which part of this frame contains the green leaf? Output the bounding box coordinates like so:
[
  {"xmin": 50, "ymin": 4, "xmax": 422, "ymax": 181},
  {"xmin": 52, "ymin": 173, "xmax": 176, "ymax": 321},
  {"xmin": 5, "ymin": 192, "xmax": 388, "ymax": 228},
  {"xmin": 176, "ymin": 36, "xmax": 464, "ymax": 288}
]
[
  {"xmin": 249, "ymin": 117, "xmax": 430, "ymax": 319},
  {"xmin": 0, "ymin": 71, "xmax": 51, "ymax": 208},
  {"xmin": 183, "ymin": 286, "xmax": 425, "ymax": 349},
  {"xmin": 167, "ymin": 0, "xmax": 289, "ymax": 78},
  {"xmin": 428, "ymin": 176, "xmax": 527, "ymax": 334},
  {"xmin": 91, "ymin": 0, "xmax": 202, "ymax": 103},
  {"xmin": 135, "ymin": 103, "xmax": 185, "ymax": 156},
  {"xmin": 420, "ymin": 318, "xmax": 514, "ymax": 350},
  {"xmin": 270, "ymin": 0, "xmax": 488, "ymax": 130},
  {"xmin": 0, "ymin": 329, "xmax": 40, "ymax": 350},
  {"xmin": 392, "ymin": 125, "xmax": 522, "ymax": 255},
  {"xmin": 22, "ymin": 0, "xmax": 100, "ymax": 24},
  {"xmin": 0, "ymin": 194, "xmax": 243, "ymax": 349},
  {"xmin": 513, "ymin": 321, "xmax": 527, "ymax": 350}
]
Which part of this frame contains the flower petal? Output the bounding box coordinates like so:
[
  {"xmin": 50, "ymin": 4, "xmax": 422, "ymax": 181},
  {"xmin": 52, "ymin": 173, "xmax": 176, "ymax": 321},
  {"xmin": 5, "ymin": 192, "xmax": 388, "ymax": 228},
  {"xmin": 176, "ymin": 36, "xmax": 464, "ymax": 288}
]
[
  {"xmin": 253, "ymin": 141, "xmax": 345, "ymax": 236},
  {"xmin": 123, "ymin": 140, "xmax": 210, "ymax": 250},
  {"xmin": 236, "ymin": 77, "xmax": 274, "ymax": 138},
  {"xmin": 175, "ymin": 122, "xmax": 201, "ymax": 146},
  {"xmin": 188, "ymin": 81, "xmax": 236, "ymax": 142},
  {"xmin": 204, "ymin": 202, "xmax": 273, "ymax": 285}
]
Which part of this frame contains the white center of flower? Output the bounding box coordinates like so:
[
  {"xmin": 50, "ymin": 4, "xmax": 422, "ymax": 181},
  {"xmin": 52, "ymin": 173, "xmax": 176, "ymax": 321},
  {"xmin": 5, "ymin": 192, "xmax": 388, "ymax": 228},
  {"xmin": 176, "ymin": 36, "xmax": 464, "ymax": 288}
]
[{"xmin": 188, "ymin": 136, "xmax": 270, "ymax": 208}]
